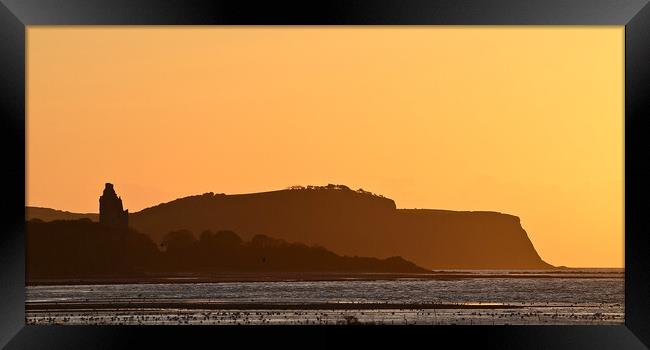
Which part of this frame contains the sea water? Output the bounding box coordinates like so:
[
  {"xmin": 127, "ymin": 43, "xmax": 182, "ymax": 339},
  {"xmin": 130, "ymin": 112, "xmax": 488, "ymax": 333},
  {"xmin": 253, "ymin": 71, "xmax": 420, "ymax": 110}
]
[{"xmin": 26, "ymin": 269, "xmax": 624, "ymax": 325}]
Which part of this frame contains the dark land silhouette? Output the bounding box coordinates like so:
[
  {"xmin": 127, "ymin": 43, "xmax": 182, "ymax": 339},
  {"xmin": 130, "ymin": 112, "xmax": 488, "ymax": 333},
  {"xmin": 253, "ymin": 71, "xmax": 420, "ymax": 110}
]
[
  {"xmin": 26, "ymin": 218, "xmax": 428, "ymax": 281},
  {"xmin": 27, "ymin": 183, "xmax": 553, "ymax": 270},
  {"xmin": 27, "ymin": 207, "xmax": 98, "ymax": 222}
]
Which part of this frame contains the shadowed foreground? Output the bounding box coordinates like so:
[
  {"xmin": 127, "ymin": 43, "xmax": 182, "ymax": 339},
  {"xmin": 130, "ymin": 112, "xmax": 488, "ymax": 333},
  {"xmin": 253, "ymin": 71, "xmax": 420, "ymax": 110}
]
[{"xmin": 26, "ymin": 219, "xmax": 427, "ymax": 282}]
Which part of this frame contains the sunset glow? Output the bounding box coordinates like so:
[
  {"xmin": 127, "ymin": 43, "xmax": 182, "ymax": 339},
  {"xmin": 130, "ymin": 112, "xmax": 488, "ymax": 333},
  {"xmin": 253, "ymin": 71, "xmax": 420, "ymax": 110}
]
[{"xmin": 27, "ymin": 27, "xmax": 624, "ymax": 268}]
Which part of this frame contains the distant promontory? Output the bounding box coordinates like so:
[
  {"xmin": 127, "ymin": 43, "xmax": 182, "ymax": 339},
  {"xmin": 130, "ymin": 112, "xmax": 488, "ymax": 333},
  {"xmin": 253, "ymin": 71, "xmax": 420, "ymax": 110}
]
[{"xmin": 27, "ymin": 184, "xmax": 553, "ymax": 270}]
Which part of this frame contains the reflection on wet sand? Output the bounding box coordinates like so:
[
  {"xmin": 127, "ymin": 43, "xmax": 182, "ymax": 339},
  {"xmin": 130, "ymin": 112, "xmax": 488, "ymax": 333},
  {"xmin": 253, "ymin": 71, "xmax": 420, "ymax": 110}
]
[{"xmin": 26, "ymin": 270, "xmax": 624, "ymax": 325}]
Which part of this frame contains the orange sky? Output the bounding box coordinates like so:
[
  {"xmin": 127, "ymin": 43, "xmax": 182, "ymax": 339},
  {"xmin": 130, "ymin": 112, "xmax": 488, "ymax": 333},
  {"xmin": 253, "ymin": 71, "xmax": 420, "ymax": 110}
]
[{"xmin": 27, "ymin": 27, "xmax": 624, "ymax": 268}]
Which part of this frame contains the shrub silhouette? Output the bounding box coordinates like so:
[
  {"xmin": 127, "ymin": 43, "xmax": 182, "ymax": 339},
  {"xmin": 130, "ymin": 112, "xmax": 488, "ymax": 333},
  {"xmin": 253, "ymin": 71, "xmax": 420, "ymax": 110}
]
[{"xmin": 26, "ymin": 218, "xmax": 428, "ymax": 280}]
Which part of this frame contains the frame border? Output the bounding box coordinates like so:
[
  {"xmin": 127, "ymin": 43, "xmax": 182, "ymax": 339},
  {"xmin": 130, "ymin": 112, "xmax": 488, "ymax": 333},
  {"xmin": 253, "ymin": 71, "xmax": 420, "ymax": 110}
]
[{"xmin": 1, "ymin": 1, "xmax": 648, "ymax": 348}]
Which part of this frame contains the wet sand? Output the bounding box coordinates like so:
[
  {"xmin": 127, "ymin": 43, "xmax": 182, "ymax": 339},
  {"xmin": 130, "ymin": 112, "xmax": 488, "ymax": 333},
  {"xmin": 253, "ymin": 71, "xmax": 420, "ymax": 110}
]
[
  {"xmin": 26, "ymin": 304, "xmax": 623, "ymax": 325},
  {"xmin": 27, "ymin": 301, "xmax": 530, "ymax": 311},
  {"xmin": 26, "ymin": 270, "xmax": 624, "ymax": 325}
]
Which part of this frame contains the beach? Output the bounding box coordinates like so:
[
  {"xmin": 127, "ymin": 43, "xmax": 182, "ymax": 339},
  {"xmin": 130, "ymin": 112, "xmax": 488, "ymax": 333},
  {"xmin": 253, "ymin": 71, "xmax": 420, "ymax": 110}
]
[{"xmin": 26, "ymin": 269, "xmax": 624, "ymax": 325}]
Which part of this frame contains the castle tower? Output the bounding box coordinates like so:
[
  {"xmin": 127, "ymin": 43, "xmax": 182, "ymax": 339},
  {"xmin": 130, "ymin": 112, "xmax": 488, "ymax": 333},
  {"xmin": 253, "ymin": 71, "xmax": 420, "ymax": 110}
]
[{"xmin": 99, "ymin": 183, "xmax": 129, "ymax": 228}]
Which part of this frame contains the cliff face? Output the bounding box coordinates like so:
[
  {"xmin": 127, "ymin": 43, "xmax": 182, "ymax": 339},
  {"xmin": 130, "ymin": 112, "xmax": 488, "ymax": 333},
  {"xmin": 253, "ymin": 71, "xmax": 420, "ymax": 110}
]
[
  {"xmin": 390, "ymin": 210, "xmax": 550, "ymax": 269},
  {"xmin": 126, "ymin": 188, "xmax": 551, "ymax": 270}
]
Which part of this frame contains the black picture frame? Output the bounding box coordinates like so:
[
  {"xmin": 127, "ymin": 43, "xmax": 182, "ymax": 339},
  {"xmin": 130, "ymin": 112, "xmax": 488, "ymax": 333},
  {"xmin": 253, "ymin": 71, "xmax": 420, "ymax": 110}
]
[{"xmin": 1, "ymin": 0, "xmax": 649, "ymax": 348}]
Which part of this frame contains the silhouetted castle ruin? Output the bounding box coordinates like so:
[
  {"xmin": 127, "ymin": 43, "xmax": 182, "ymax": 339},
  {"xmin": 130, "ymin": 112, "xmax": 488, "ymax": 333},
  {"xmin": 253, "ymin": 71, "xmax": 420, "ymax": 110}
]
[{"xmin": 99, "ymin": 183, "xmax": 128, "ymax": 228}]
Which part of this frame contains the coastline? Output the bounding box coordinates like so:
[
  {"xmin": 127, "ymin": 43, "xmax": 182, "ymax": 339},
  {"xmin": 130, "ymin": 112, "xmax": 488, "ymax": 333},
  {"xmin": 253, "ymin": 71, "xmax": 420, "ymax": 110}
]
[{"xmin": 27, "ymin": 269, "xmax": 624, "ymax": 286}]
